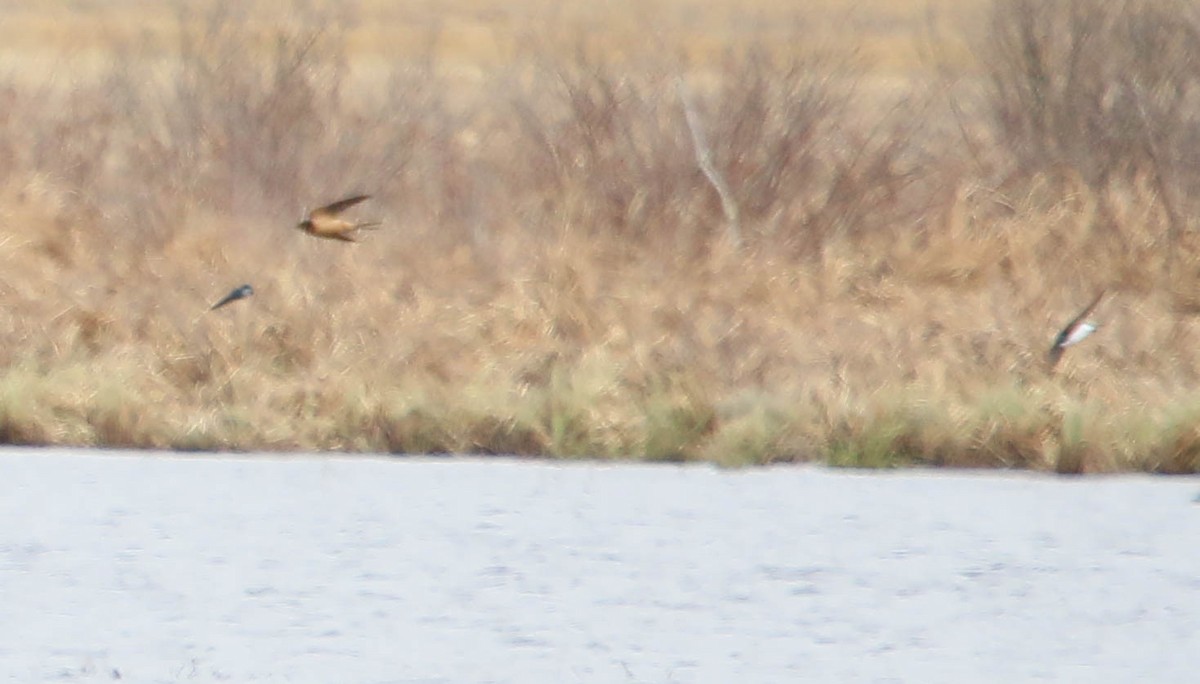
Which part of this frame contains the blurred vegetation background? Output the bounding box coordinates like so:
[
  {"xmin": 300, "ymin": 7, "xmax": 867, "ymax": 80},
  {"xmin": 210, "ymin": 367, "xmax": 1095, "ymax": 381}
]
[{"xmin": 0, "ymin": 0, "xmax": 1198, "ymax": 473}]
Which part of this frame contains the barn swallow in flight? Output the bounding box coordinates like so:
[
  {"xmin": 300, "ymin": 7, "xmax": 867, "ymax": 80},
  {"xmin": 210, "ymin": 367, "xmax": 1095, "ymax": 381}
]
[
  {"xmin": 296, "ymin": 194, "xmax": 380, "ymax": 242},
  {"xmin": 211, "ymin": 284, "xmax": 254, "ymax": 310},
  {"xmin": 1048, "ymin": 290, "xmax": 1105, "ymax": 368}
]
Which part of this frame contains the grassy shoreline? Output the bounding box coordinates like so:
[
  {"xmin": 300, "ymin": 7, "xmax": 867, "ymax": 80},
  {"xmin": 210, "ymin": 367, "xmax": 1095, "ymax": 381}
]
[
  {"xmin": 2, "ymin": 216, "xmax": 1198, "ymax": 473},
  {"xmin": 0, "ymin": 0, "xmax": 1198, "ymax": 472}
]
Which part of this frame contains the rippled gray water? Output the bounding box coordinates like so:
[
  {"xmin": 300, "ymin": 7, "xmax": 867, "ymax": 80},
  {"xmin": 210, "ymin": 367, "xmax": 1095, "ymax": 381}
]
[{"xmin": 1, "ymin": 449, "xmax": 1197, "ymax": 683}]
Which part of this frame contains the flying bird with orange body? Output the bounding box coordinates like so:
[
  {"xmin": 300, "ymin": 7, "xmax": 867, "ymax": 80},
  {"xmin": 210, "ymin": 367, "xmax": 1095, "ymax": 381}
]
[{"xmin": 295, "ymin": 195, "xmax": 380, "ymax": 242}]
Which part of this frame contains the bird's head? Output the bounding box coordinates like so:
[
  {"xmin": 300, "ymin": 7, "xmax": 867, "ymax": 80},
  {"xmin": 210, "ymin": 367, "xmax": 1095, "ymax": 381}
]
[{"xmin": 296, "ymin": 219, "xmax": 312, "ymax": 231}]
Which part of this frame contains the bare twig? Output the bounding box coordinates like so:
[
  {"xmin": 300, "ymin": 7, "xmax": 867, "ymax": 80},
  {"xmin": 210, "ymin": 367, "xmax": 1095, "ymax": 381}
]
[{"xmin": 676, "ymin": 76, "xmax": 741, "ymax": 248}]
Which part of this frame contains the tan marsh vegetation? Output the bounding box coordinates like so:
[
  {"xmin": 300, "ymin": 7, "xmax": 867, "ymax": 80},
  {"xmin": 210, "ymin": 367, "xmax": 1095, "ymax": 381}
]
[{"xmin": 0, "ymin": 0, "xmax": 1198, "ymax": 472}]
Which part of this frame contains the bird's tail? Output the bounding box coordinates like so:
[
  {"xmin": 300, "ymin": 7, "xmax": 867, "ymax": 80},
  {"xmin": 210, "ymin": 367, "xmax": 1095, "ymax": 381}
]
[
  {"xmin": 355, "ymin": 221, "xmax": 382, "ymax": 230},
  {"xmin": 1047, "ymin": 345, "xmax": 1064, "ymax": 371}
]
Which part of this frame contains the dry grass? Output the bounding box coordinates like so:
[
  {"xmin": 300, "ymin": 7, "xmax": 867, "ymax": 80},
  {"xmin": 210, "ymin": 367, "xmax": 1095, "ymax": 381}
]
[
  {"xmin": 0, "ymin": 0, "xmax": 1198, "ymax": 471},
  {"xmin": 0, "ymin": 0, "xmax": 982, "ymax": 72}
]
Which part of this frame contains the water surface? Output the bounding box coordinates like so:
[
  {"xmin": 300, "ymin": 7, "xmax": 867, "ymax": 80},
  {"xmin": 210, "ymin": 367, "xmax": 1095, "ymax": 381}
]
[{"xmin": 1, "ymin": 449, "xmax": 1196, "ymax": 683}]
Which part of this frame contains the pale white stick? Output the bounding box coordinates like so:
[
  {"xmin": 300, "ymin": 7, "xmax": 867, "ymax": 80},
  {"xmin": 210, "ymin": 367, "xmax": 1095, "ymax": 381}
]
[{"xmin": 677, "ymin": 76, "xmax": 741, "ymax": 248}]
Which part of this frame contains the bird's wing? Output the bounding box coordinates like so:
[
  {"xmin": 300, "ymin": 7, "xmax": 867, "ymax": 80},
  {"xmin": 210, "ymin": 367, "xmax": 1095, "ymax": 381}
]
[
  {"xmin": 1053, "ymin": 289, "xmax": 1106, "ymax": 348},
  {"xmin": 211, "ymin": 291, "xmax": 240, "ymax": 310},
  {"xmin": 310, "ymin": 194, "xmax": 370, "ymax": 220},
  {"xmin": 322, "ymin": 230, "xmax": 358, "ymax": 242},
  {"xmin": 211, "ymin": 284, "xmax": 253, "ymax": 310}
]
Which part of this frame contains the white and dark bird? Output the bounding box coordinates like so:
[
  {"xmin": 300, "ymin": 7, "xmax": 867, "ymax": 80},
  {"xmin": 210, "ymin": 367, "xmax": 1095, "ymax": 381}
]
[
  {"xmin": 295, "ymin": 194, "xmax": 380, "ymax": 242},
  {"xmin": 211, "ymin": 284, "xmax": 254, "ymax": 310},
  {"xmin": 1049, "ymin": 290, "xmax": 1105, "ymax": 367}
]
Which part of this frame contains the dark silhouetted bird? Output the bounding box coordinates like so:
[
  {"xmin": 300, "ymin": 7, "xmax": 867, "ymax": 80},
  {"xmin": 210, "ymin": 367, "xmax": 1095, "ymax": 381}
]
[
  {"xmin": 1049, "ymin": 290, "xmax": 1105, "ymax": 368},
  {"xmin": 211, "ymin": 284, "xmax": 254, "ymax": 310},
  {"xmin": 296, "ymin": 194, "xmax": 380, "ymax": 242}
]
